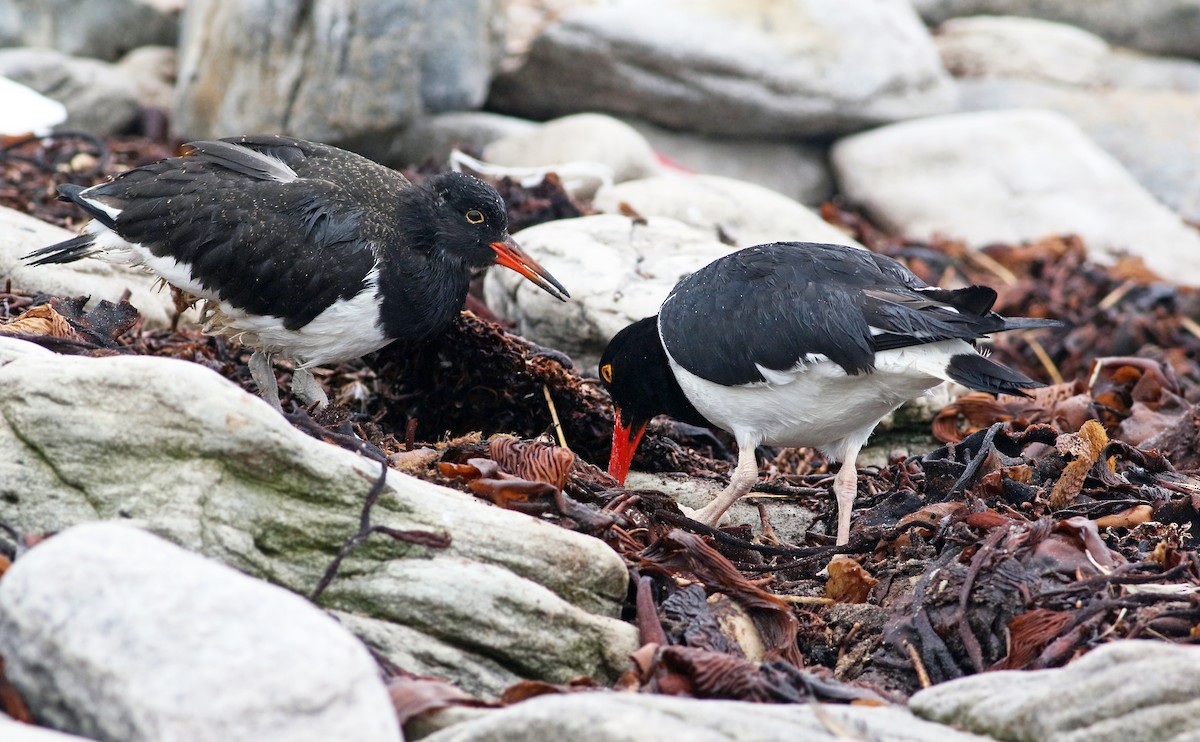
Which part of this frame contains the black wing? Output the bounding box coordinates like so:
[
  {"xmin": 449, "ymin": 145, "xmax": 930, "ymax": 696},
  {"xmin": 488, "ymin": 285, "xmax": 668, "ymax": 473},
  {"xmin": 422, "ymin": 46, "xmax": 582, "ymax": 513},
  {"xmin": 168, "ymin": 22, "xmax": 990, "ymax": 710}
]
[
  {"xmin": 659, "ymin": 242, "xmax": 1056, "ymax": 386},
  {"xmin": 76, "ymin": 136, "xmax": 403, "ymax": 330}
]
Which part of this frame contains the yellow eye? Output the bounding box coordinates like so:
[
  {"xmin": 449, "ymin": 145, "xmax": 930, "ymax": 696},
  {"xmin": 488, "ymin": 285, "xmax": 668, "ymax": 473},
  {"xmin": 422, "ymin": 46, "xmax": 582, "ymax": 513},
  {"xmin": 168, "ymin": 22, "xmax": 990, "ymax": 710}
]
[
  {"xmin": 465, "ymin": 209, "xmax": 485, "ymax": 224},
  {"xmin": 600, "ymin": 364, "xmax": 613, "ymax": 383}
]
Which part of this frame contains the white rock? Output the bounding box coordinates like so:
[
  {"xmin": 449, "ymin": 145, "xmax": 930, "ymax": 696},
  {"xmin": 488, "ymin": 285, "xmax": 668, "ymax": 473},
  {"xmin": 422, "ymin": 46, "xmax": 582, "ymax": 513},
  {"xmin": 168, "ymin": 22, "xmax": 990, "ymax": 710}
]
[
  {"xmin": 482, "ymin": 113, "xmax": 659, "ymax": 198},
  {"xmin": 0, "ymin": 716, "xmax": 97, "ymax": 742},
  {"xmin": 484, "ymin": 215, "xmax": 737, "ymax": 367},
  {"xmin": 935, "ymin": 15, "xmax": 1109, "ymax": 84},
  {"xmin": 0, "ymin": 339, "xmax": 637, "ymax": 697},
  {"xmin": 0, "ymin": 207, "xmax": 181, "ymax": 330},
  {"xmin": 0, "ymin": 76, "xmax": 66, "ymax": 135},
  {"xmin": 421, "ymin": 691, "xmax": 992, "ymax": 741},
  {"xmin": 913, "ymin": 0, "xmax": 1200, "ymax": 60},
  {"xmin": 623, "ymin": 117, "xmax": 835, "ymax": 205},
  {"xmin": 911, "ymin": 640, "xmax": 1200, "ymax": 741},
  {"xmin": 0, "ymin": 48, "xmax": 140, "ymax": 135},
  {"xmin": 489, "ymin": 0, "xmax": 955, "ymax": 137},
  {"xmin": 0, "ymin": 522, "xmax": 401, "ymax": 742},
  {"xmin": 592, "ymin": 174, "xmax": 861, "ymax": 250},
  {"xmin": 831, "ymin": 110, "xmax": 1200, "ymax": 284}
]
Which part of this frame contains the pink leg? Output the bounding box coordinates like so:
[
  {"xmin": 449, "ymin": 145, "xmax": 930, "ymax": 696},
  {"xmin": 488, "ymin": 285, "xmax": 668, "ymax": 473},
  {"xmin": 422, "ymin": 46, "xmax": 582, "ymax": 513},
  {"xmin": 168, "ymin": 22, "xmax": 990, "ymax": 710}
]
[
  {"xmin": 833, "ymin": 450, "xmax": 860, "ymax": 546},
  {"xmin": 691, "ymin": 440, "xmax": 759, "ymax": 525}
]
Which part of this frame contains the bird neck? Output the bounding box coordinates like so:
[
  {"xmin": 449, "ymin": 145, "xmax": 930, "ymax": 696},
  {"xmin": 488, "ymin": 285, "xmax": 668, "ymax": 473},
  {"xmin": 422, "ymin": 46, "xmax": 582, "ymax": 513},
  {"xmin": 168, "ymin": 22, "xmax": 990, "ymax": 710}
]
[
  {"xmin": 375, "ymin": 248, "xmax": 471, "ymax": 342},
  {"xmin": 619, "ymin": 317, "xmax": 713, "ymax": 429}
]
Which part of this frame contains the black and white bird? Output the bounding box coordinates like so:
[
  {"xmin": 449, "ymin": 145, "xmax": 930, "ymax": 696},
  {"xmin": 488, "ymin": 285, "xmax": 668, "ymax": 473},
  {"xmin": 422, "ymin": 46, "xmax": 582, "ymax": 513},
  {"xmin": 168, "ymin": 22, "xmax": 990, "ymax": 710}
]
[
  {"xmin": 599, "ymin": 242, "xmax": 1059, "ymax": 545},
  {"xmin": 25, "ymin": 135, "xmax": 569, "ymax": 410}
]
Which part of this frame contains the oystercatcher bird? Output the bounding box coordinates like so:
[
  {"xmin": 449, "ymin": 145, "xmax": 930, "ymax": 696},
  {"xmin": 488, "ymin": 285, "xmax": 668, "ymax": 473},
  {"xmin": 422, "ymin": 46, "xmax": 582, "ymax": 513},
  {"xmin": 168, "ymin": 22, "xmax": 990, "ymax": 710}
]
[
  {"xmin": 24, "ymin": 135, "xmax": 569, "ymax": 410},
  {"xmin": 600, "ymin": 242, "xmax": 1059, "ymax": 545}
]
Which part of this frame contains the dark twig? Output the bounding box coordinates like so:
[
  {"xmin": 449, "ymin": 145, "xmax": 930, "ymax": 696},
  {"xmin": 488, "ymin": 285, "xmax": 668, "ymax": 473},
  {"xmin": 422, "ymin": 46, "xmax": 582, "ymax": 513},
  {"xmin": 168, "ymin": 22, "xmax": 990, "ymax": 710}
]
[{"xmin": 309, "ymin": 458, "xmax": 450, "ymax": 603}]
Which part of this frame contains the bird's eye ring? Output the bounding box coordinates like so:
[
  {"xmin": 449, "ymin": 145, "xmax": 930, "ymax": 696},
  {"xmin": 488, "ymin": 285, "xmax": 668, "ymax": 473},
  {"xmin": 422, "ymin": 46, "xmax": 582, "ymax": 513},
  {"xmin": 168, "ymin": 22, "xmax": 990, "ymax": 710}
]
[
  {"xmin": 465, "ymin": 209, "xmax": 485, "ymax": 224},
  {"xmin": 600, "ymin": 364, "xmax": 613, "ymax": 383}
]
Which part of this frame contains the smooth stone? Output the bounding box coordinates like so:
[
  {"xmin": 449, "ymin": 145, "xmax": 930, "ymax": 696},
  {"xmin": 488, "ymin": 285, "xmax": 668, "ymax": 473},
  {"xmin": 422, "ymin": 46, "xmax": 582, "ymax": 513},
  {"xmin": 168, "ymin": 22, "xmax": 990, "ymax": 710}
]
[
  {"xmin": 0, "ymin": 338, "xmax": 638, "ymax": 697},
  {"xmin": 830, "ymin": 110, "xmax": 1200, "ymax": 284},
  {"xmin": 0, "ymin": 207, "xmax": 181, "ymax": 330},
  {"xmin": 482, "ymin": 113, "xmax": 660, "ymax": 193},
  {"xmin": 0, "ymin": 522, "xmax": 401, "ymax": 742},
  {"xmin": 623, "ymin": 117, "xmax": 835, "ymax": 206},
  {"xmin": 0, "ymin": 48, "xmax": 140, "ymax": 135},
  {"xmin": 389, "ymin": 110, "xmax": 537, "ymax": 167},
  {"xmin": 591, "ymin": 174, "xmax": 861, "ymax": 250},
  {"xmin": 935, "ymin": 15, "xmax": 1110, "ymax": 84},
  {"xmin": 911, "ymin": 640, "xmax": 1200, "ymax": 742},
  {"xmin": 0, "ymin": 715, "xmax": 99, "ymax": 742},
  {"xmin": 483, "ymin": 214, "xmax": 738, "ymax": 367},
  {"xmin": 912, "ymin": 0, "xmax": 1200, "ymax": 60},
  {"xmin": 114, "ymin": 45, "xmax": 177, "ymax": 112},
  {"xmin": 489, "ymin": 0, "xmax": 955, "ymax": 138},
  {"xmin": 0, "ymin": 0, "xmax": 180, "ymax": 62},
  {"xmin": 0, "ymin": 76, "xmax": 66, "ymax": 136},
  {"xmin": 418, "ymin": 692, "xmax": 994, "ymax": 741}
]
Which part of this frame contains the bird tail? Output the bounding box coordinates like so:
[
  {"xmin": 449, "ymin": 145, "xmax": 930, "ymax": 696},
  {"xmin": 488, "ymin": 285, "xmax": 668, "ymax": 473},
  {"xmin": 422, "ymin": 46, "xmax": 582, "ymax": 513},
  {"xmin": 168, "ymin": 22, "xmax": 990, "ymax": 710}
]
[
  {"xmin": 995, "ymin": 317, "xmax": 1063, "ymax": 332},
  {"xmin": 23, "ymin": 234, "xmax": 100, "ymax": 265},
  {"xmin": 946, "ymin": 352, "xmax": 1045, "ymax": 398}
]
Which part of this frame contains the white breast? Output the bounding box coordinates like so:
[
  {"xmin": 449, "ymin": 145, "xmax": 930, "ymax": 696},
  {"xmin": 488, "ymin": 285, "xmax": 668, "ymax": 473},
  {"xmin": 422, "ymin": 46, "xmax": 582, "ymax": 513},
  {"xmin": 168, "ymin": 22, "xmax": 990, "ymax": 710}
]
[{"xmin": 666, "ymin": 339, "xmax": 975, "ymax": 458}]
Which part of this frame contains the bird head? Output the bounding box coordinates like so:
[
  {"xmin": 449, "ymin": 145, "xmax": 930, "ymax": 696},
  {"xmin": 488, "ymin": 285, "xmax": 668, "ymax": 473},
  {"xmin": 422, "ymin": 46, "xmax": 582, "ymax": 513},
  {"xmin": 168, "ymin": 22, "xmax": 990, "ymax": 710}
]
[
  {"xmin": 599, "ymin": 316, "xmax": 667, "ymax": 485},
  {"xmin": 426, "ymin": 172, "xmax": 569, "ymax": 301}
]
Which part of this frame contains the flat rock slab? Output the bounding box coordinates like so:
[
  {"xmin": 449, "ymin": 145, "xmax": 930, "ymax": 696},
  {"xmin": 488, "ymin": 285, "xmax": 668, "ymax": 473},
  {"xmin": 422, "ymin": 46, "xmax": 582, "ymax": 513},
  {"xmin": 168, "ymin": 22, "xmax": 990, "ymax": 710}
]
[
  {"xmin": 418, "ymin": 692, "xmax": 993, "ymax": 741},
  {"xmin": 489, "ymin": 0, "xmax": 954, "ymax": 137},
  {"xmin": 910, "ymin": 640, "xmax": 1200, "ymax": 742},
  {"xmin": 831, "ymin": 109, "xmax": 1200, "ymax": 284},
  {"xmin": 1, "ymin": 207, "xmax": 179, "ymax": 329},
  {"xmin": 0, "ymin": 522, "xmax": 400, "ymax": 742},
  {"xmin": 0, "ymin": 337, "xmax": 637, "ymax": 698}
]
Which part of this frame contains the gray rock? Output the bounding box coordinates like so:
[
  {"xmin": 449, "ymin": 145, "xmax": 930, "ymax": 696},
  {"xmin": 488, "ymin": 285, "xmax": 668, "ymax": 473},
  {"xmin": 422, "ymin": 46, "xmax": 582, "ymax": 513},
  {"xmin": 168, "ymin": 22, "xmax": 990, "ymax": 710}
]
[
  {"xmin": 912, "ymin": 0, "xmax": 1200, "ymax": 60},
  {"xmin": 0, "ymin": 48, "xmax": 140, "ymax": 134},
  {"xmin": 931, "ymin": 15, "xmax": 1200, "ymax": 224},
  {"xmin": 0, "ymin": 715, "xmax": 98, "ymax": 742},
  {"xmin": 0, "ymin": 0, "xmax": 180, "ymax": 62},
  {"xmin": 935, "ymin": 15, "xmax": 1109, "ymax": 84},
  {"xmin": 911, "ymin": 640, "xmax": 1200, "ymax": 742},
  {"xmin": 831, "ymin": 110, "xmax": 1200, "ymax": 284},
  {"xmin": 623, "ymin": 117, "xmax": 835, "ymax": 205},
  {"xmin": 114, "ymin": 45, "xmax": 176, "ymax": 112},
  {"xmin": 591, "ymin": 174, "xmax": 861, "ymax": 250},
  {"xmin": 483, "ymin": 215, "xmax": 737, "ymax": 367},
  {"xmin": 955, "ymin": 78, "xmax": 1200, "ymax": 225},
  {"xmin": 389, "ymin": 110, "xmax": 537, "ymax": 167},
  {"xmin": 1, "ymin": 206, "xmax": 181, "ymax": 329},
  {"xmin": 0, "ymin": 522, "xmax": 400, "ymax": 742},
  {"xmin": 489, "ymin": 0, "xmax": 955, "ymax": 138},
  {"xmin": 0, "ymin": 339, "xmax": 638, "ymax": 698},
  {"xmin": 174, "ymin": 0, "xmax": 505, "ymax": 148},
  {"xmin": 482, "ymin": 113, "xmax": 660, "ymax": 191},
  {"xmin": 420, "ymin": 692, "xmax": 992, "ymax": 741}
]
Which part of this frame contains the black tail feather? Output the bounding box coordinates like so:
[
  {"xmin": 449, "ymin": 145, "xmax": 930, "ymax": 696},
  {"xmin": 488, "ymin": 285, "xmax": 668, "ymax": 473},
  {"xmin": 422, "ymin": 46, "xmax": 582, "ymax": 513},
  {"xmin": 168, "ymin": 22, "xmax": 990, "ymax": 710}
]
[
  {"xmin": 23, "ymin": 234, "xmax": 99, "ymax": 266},
  {"xmin": 56, "ymin": 183, "xmax": 118, "ymax": 229},
  {"xmin": 947, "ymin": 353, "xmax": 1045, "ymax": 398},
  {"xmin": 998, "ymin": 317, "xmax": 1064, "ymax": 332}
]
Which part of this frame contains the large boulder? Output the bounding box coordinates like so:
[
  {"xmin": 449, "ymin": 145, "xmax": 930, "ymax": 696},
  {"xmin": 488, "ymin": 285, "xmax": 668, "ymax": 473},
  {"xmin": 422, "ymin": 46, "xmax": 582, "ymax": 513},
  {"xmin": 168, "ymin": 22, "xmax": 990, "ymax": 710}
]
[
  {"xmin": 0, "ymin": 48, "xmax": 140, "ymax": 134},
  {"xmin": 174, "ymin": 0, "xmax": 505, "ymax": 150},
  {"xmin": 0, "ymin": 522, "xmax": 401, "ymax": 742},
  {"xmin": 0, "ymin": 0, "xmax": 180, "ymax": 62},
  {"xmin": 913, "ymin": 0, "xmax": 1200, "ymax": 60},
  {"xmin": 911, "ymin": 640, "xmax": 1200, "ymax": 741},
  {"xmin": 831, "ymin": 110, "xmax": 1200, "ymax": 284},
  {"xmin": 933, "ymin": 15, "xmax": 1200, "ymax": 224},
  {"xmin": 489, "ymin": 0, "xmax": 955, "ymax": 138},
  {"xmin": 0, "ymin": 338, "xmax": 638, "ymax": 698}
]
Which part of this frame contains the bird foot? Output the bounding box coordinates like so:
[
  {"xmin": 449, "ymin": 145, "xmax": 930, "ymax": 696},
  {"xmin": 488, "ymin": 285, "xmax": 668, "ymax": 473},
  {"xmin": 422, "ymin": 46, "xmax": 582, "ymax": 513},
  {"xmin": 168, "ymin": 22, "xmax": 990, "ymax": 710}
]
[{"xmin": 291, "ymin": 366, "xmax": 329, "ymax": 409}]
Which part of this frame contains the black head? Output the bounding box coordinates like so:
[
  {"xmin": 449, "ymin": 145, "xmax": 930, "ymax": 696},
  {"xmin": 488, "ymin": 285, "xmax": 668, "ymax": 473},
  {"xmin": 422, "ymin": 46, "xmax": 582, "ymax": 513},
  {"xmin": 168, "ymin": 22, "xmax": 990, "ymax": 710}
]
[
  {"xmin": 599, "ymin": 315, "xmax": 710, "ymax": 482},
  {"xmin": 423, "ymin": 172, "xmax": 569, "ymax": 301}
]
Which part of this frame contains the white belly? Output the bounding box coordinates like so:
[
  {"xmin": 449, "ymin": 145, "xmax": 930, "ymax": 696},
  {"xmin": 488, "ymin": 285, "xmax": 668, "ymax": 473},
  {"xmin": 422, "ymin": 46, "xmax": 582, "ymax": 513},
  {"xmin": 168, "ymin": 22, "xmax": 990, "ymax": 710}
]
[
  {"xmin": 90, "ymin": 225, "xmax": 390, "ymax": 366},
  {"xmin": 667, "ymin": 340, "xmax": 972, "ymax": 456}
]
